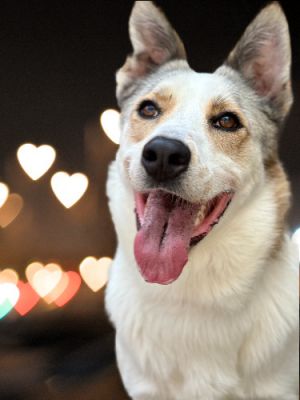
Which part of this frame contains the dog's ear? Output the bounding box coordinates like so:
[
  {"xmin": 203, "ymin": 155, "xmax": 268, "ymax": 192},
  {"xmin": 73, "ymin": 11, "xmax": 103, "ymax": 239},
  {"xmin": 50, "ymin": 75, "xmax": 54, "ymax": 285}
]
[
  {"xmin": 224, "ymin": 2, "xmax": 292, "ymax": 121},
  {"xmin": 116, "ymin": 1, "xmax": 186, "ymax": 106}
]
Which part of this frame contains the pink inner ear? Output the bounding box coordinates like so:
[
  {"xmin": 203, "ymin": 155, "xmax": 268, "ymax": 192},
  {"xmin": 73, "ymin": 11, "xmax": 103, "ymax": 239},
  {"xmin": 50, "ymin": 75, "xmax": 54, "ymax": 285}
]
[
  {"xmin": 150, "ymin": 47, "xmax": 170, "ymax": 64},
  {"xmin": 251, "ymin": 37, "xmax": 285, "ymax": 98},
  {"xmin": 140, "ymin": 27, "xmax": 173, "ymax": 65}
]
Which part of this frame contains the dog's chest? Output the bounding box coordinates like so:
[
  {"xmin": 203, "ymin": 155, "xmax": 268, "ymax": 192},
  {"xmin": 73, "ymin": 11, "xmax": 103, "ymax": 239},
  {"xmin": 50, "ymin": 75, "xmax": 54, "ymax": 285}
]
[
  {"xmin": 126, "ymin": 298, "xmax": 244, "ymax": 367},
  {"xmin": 107, "ymin": 272, "xmax": 247, "ymax": 398}
]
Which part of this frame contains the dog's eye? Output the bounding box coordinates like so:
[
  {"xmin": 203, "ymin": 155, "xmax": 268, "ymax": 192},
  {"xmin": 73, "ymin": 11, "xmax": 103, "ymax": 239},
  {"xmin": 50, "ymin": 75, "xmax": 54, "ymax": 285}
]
[
  {"xmin": 212, "ymin": 113, "xmax": 242, "ymax": 132},
  {"xmin": 138, "ymin": 100, "xmax": 160, "ymax": 119}
]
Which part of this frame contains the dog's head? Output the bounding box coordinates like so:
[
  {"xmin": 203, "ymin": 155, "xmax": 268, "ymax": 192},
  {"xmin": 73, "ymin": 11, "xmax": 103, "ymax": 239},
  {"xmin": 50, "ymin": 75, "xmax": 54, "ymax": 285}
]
[{"xmin": 114, "ymin": 1, "xmax": 293, "ymax": 284}]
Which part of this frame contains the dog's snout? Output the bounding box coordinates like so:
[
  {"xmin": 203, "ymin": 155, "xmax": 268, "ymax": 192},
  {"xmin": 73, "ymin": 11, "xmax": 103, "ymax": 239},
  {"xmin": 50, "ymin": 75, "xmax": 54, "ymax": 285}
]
[{"xmin": 142, "ymin": 136, "xmax": 191, "ymax": 182}]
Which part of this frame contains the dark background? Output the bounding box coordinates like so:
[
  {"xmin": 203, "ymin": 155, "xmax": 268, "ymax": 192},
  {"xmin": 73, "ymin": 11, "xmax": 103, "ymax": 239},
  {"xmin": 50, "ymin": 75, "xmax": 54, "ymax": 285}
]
[{"xmin": 0, "ymin": 1, "xmax": 299, "ymax": 399}]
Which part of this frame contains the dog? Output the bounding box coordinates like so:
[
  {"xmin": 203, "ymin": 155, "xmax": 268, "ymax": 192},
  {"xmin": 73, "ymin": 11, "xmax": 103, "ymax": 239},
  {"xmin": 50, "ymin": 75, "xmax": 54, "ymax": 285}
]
[{"xmin": 105, "ymin": 2, "xmax": 299, "ymax": 399}]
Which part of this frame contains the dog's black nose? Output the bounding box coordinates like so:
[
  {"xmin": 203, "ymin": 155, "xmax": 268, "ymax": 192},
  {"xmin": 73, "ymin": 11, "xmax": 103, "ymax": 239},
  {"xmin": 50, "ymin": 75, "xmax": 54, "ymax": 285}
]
[{"xmin": 142, "ymin": 136, "xmax": 191, "ymax": 182}]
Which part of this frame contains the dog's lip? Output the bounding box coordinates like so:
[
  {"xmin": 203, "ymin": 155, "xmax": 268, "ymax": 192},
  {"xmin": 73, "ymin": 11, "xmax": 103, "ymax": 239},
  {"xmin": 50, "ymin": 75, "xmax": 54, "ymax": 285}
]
[
  {"xmin": 189, "ymin": 192, "xmax": 233, "ymax": 246},
  {"xmin": 134, "ymin": 190, "xmax": 234, "ymax": 245}
]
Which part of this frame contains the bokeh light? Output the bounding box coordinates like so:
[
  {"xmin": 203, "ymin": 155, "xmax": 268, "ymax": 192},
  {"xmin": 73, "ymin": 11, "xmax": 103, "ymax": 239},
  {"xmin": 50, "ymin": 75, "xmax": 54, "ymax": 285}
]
[
  {"xmin": 0, "ymin": 268, "xmax": 19, "ymax": 284},
  {"xmin": 0, "ymin": 182, "xmax": 9, "ymax": 208},
  {"xmin": 50, "ymin": 171, "xmax": 89, "ymax": 208},
  {"xmin": 15, "ymin": 281, "xmax": 40, "ymax": 316},
  {"xmin": 0, "ymin": 257, "xmax": 111, "ymax": 320},
  {"xmin": 54, "ymin": 271, "xmax": 81, "ymax": 307},
  {"xmin": 0, "ymin": 283, "xmax": 20, "ymax": 319},
  {"xmin": 100, "ymin": 109, "xmax": 121, "ymax": 145},
  {"xmin": 79, "ymin": 256, "xmax": 112, "ymax": 292},
  {"xmin": 17, "ymin": 143, "xmax": 56, "ymax": 181},
  {"xmin": 28, "ymin": 262, "xmax": 63, "ymax": 298},
  {"xmin": 0, "ymin": 193, "xmax": 23, "ymax": 228}
]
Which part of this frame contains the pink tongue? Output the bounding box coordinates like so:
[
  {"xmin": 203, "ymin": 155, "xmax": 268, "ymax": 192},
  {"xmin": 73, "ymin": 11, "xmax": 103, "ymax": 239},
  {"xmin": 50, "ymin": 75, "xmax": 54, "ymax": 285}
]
[{"xmin": 134, "ymin": 192, "xmax": 199, "ymax": 285}]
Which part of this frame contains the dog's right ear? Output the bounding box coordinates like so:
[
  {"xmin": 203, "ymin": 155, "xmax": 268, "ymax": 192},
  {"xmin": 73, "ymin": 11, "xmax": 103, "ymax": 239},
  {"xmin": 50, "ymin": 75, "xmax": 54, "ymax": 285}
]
[
  {"xmin": 116, "ymin": 1, "xmax": 186, "ymax": 106},
  {"xmin": 223, "ymin": 2, "xmax": 292, "ymax": 122}
]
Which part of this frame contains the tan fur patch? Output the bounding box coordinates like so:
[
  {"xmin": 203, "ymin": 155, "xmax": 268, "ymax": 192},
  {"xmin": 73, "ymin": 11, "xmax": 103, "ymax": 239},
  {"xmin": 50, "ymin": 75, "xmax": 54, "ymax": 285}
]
[
  {"xmin": 128, "ymin": 89, "xmax": 177, "ymax": 142},
  {"xmin": 206, "ymin": 97, "xmax": 250, "ymax": 163},
  {"xmin": 265, "ymin": 159, "xmax": 291, "ymax": 257},
  {"xmin": 206, "ymin": 97, "xmax": 247, "ymax": 125}
]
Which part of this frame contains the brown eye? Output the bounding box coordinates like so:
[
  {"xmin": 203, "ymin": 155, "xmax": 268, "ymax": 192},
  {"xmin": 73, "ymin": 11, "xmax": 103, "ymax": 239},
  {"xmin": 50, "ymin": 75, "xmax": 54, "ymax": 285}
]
[
  {"xmin": 212, "ymin": 112, "xmax": 242, "ymax": 132},
  {"xmin": 138, "ymin": 100, "xmax": 160, "ymax": 119}
]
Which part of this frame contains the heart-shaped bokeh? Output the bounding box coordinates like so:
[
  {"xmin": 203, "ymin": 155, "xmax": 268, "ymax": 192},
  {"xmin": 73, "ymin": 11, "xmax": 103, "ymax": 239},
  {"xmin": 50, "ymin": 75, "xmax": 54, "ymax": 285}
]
[
  {"xmin": 44, "ymin": 271, "xmax": 69, "ymax": 304},
  {"xmin": 79, "ymin": 256, "xmax": 112, "ymax": 292},
  {"xmin": 0, "ymin": 182, "xmax": 9, "ymax": 208},
  {"xmin": 0, "ymin": 268, "xmax": 19, "ymax": 285},
  {"xmin": 55, "ymin": 271, "xmax": 81, "ymax": 307},
  {"xmin": 26, "ymin": 262, "xmax": 63, "ymax": 298},
  {"xmin": 17, "ymin": 143, "xmax": 56, "ymax": 180},
  {"xmin": 0, "ymin": 283, "xmax": 20, "ymax": 319},
  {"xmin": 0, "ymin": 193, "xmax": 23, "ymax": 228},
  {"xmin": 100, "ymin": 109, "xmax": 121, "ymax": 145},
  {"xmin": 51, "ymin": 172, "xmax": 89, "ymax": 208},
  {"xmin": 15, "ymin": 281, "xmax": 40, "ymax": 316}
]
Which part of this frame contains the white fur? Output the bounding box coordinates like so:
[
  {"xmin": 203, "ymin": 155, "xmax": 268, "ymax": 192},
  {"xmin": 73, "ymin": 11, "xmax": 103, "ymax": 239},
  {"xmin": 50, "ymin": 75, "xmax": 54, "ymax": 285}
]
[
  {"xmin": 105, "ymin": 30, "xmax": 299, "ymax": 400},
  {"xmin": 106, "ymin": 158, "xmax": 299, "ymax": 399}
]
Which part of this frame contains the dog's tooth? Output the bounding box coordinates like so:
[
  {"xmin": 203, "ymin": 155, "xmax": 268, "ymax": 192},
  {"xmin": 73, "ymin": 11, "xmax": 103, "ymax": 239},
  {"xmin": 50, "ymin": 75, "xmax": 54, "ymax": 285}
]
[
  {"xmin": 199, "ymin": 207, "xmax": 206, "ymax": 218},
  {"xmin": 200, "ymin": 204, "xmax": 206, "ymax": 212},
  {"xmin": 193, "ymin": 202, "xmax": 210, "ymax": 227},
  {"xmin": 194, "ymin": 216, "xmax": 200, "ymax": 226},
  {"xmin": 195, "ymin": 212, "xmax": 205, "ymax": 226}
]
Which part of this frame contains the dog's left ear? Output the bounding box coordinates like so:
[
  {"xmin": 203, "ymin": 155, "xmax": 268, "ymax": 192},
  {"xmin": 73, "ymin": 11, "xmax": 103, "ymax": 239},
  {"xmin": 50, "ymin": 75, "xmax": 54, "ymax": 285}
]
[
  {"xmin": 116, "ymin": 1, "xmax": 186, "ymax": 106},
  {"xmin": 223, "ymin": 2, "xmax": 293, "ymax": 122}
]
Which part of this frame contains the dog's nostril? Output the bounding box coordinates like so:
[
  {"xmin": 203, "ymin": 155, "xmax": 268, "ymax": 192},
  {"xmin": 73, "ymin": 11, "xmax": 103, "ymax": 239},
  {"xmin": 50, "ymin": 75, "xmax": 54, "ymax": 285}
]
[
  {"xmin": 168, "ymin": 153, "xmax": 188, "ymax": 166},
  {"xmin": 144, "ymin": 149, "xmax": 157, "ymax": 162}
]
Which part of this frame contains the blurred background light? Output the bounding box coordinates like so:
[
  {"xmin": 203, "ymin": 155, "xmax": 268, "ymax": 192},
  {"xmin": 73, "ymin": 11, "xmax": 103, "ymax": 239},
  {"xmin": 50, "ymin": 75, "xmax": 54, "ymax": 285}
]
[
  {"xmin": 0, "ymin": 283, "xmax": 20, "ymax": 319},
  {"xmin": 0, "ymin": 268, "xmax": 19, "ymax": 284},
  {"xmin": 44, "ymin": 269, "xmax": 70, "ymax": 304},
  {"xmin": 100, "ymin": 109, "xmax": 121, "ymax": 145},
  {"xmin": 15, "ymin": 281, "xmax": 40, "ymax": 316},
  {"xmin": 0, "ymin": 193, "xmax": 23, "ymax": 228},
  {"xmin": 54, "ymin": 271, "xmax": 81, "ymax": 307},
  {"xmin": 26, "ymin": 262, "xmax": 62, "ymax": 298},
  {"xmin": 79, "ymin": 256, "xmax": 112, "ymax": 292},
  {"xmin": 50, "ymin": 171, "xmax": 89, "ymax": 208},
  {"xmin": 17, "ymin": 143, "xmax": 56, "ymax": 181},
  {"xmin": 0, "ymin": 182, "xmax": 9, "ymax": 207}
]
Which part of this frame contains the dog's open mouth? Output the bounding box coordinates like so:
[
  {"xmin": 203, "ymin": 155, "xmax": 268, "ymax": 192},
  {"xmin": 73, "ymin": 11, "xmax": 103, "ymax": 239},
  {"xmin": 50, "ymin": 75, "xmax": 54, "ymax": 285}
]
[{"xmin": 134, "ymin": 190, "xmax": 233, "ymax": 285}]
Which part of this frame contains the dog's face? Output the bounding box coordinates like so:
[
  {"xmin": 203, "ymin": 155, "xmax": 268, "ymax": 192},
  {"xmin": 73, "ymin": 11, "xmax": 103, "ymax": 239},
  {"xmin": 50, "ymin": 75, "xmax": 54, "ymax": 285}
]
[{"xmin": 113, "ymin": 1, "xmax": 292, "ymax": 285}]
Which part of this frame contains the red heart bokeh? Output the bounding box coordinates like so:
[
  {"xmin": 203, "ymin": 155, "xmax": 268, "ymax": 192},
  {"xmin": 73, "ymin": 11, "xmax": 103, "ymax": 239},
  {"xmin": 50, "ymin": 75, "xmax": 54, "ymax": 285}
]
[
  {"xmin": 15, "ymin": 281, "xmax": 40, "ymax": 316},
  {"xmin": 54, "ymin": 271, "xmax": 81, "ymax": 307}
]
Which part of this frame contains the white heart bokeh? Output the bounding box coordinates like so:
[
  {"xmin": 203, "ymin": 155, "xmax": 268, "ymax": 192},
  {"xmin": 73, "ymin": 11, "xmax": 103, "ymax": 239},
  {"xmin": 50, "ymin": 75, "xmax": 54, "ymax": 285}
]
[
  {"xmin": 0, "ymin": 183, "xmax": 9, "ymax": 208},
  {"xmin": 0, "ymin": 283, "xmax": 20, "ymax": 307},
  {"xmin": 79, "ymin": 256, "xmax": 112, "ymax": 292},
  {"xmin": 51, "ymin": 172, "xmax": 89, "ymax": 208},
  {"xmin": 100, "ymin": 109, "xmax": 121, "ymax": 145},
  {"xmin": 17, "ymin": 143, "xmax": 56, "ymax": 180},
  {"xmin": 26, "ymin": 262, "xmax": 63, "ymax": 298}
]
